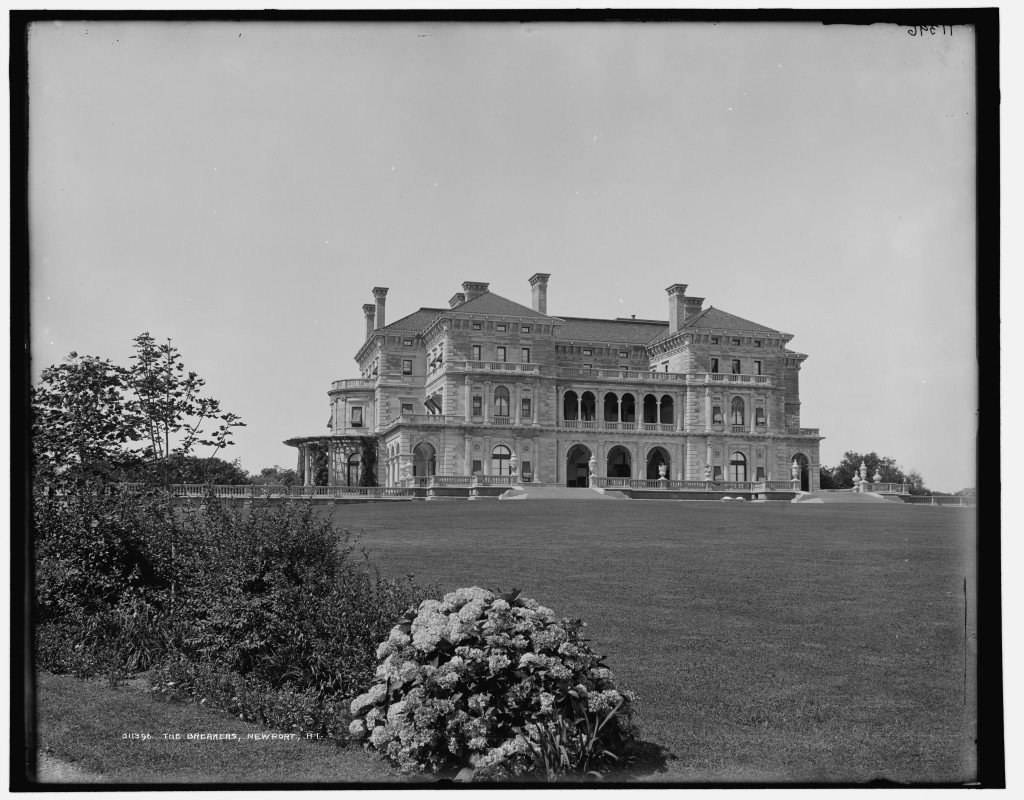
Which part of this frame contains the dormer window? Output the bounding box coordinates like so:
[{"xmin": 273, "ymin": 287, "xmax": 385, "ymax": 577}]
[
  {"xmin": 732, "ymin": 338, "xmax": 742, "ymax": 346},
  {"xmin": 472, "ymin": 322, "xmax": 482, "ymax": 331},
  {"xmin": 754, "ymin": 340, "xmax": 762, "ymax": 348},
  {"xmin": 496, "ymin": 323, "xmax": 507, "ymax": 332},
  {"xmin": 711, "ymin": 337, "xmax": 721, "ymax": 344},
  {"xmin": 522, "ymin": 325, "xmax": 531, "ymax": 333},
  {"xmin": 582, "ymin": 348, "xmax": 592, "ymax": 356},
  {"xmin": 619, "ymin": 350, "xmax": 629, "ymax": 358},
  {"xmin": 403, "ymin": 338, "xmax": 413, "ymax": 346}
]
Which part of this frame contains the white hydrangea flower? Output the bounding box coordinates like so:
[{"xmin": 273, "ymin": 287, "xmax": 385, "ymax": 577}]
[
  {"xmin": 490, "ymin": 598, "xmax": 510, "ymax": 613},
  {"xmin": 350, "ymin": 682, "xmax": 386, "ymax": 716},
  {"xmin": 349, "ymin": 718, "xmax": 367, "ymax": 739}
]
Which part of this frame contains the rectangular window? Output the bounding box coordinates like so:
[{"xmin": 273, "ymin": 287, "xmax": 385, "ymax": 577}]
[
  {"xmin": 754, "ymin": 340, "xmax": 762, "ymax": 348},
  {"xmin": 351, "ymin": 407, "xmax": 363, "ymax": 427},
  {"xmin": 496, "ymin": 323, "xmax": 507, "ymax": 332},
  {"xmin": 521, "ymin": 347, "xmax": 531, "ymax": 363},
  {"xmin": 402, "ymin": 359, "xmax": 413, "ymax": 375},
  {"xmin": 582, "ymin": 348, "xmax": 592, "ymax": 356},
  {"xmin": 711, "ymin": 357, "xmax": 720, "ymax": 373},
  {"xmin": 711, "ymin": 337, "xmax": 720, "ymax": 344},
  {"xmin": 472, "ymin": 396, "xmax": 483, "ymax": 416},
  {"xmin": 755, "ymin": 408, "xmax": 766, "ymax": 425},
  {"xmin": 401, "ymin": 402, "xmax": 414, "ymax": 415},
  {"xmin": 756, "ymin": 466, "xmax": 766, "ymax": 481},
  {"xmin": 521, "ymin": 397, "xmax": 531, "ymax": 418},
  {"xmin": 619, "ymin": 350, "xmax": 629, "ymax": 358},
  {"xmin": 583, "ymin": 364, "xmax": 592, "ymax": 370},
  {"xmin": 754, "ymin": 360, "xmax": 762, "ymax": 375},
  {"xmin": 663, "ymin": 362, "xmax": 669, "ymax": 372},
  {"xmin": 713, "ymin": 465, "xmax": 724, "ymax": 481},
  {"xmin": 496, "ymin": 346, "xmax": 507, "ymax": 362},
  {"xmin": 521, "ymin": 325, "xmax": 531, "ymax": 333},
  {"xmin": 472, "ymin": 345, "xmax": 481, "ymax": 361},
  {"xmin": 472, "ymin": 322, "xmax": 481, "ymax": 330},
  {"xmin": 521, "ymin": 460, "xmax": 532, "ymax": 479},
  {"xmin": 712, "ymin": 405, "xmax": 723, "ymax": 424},
  {"xmin": 403, "ymin": 338, "xmax": 413, "ymax": 346},
  {"xmin": 472, "ymin": 459, "xmax": 483, "ymax": 474},
  {"xmin": 732, "ymin": 359, "xmax": 741, "ymax": 374},
  {"xmin": 619, "ymin": 365, "xmax": 629, "ymax": 371},
  {"xmin": 732, "ymin": 338, "xmax": 742, "ymax": 345}
]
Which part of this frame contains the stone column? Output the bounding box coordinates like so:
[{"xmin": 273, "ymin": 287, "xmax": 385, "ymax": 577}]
[
  {"xmin": 304, "ymin": 446, "xmax": 312, "ymax": 486},
  {"xmin": 676, "ymin": 390, "xmax": 684, "ymax": 432},
  {"xmin": 617, "ymin": 396, "xmax": 622, "ymax": 424},
  {"xmin": 555, "ymin": 385, "xmax": 561, "ymax": 426},
  {"xmin": 464, "ymin": 378, "xmax": 472, "ymax": 422},
  {"xmin": 704, "ymin": 387, "xmax": 712, "ymax": 432},
  {"xmin": 482, "ymin": 436, "xmax": 491, "ymax": 474},
  {"xmin": 327, "ymin": 442, "xmax": 335, "ymax": 486},
  {"xmin": 464, "ymin": 435, "xmax": 472, "ymax": 476},
  {"xmin": 532, "ymin": 382, "xmax": 540, "ymax": 425},
  {"xmin": 656, "ymin": 396, "xmax": 662, "ymax": 426},
  {"xmin": 635, "ymin": 391, "xmax": 643, "ymax": 431},
  {"xmin": 749, "ymin": 395, "xmax": 756, "ymax": 434},
  {"xmin": 576, "ymin": 392, "xmax": 582, "ymax": 422},
  {"xmin": 514, "ymin": 383, "xmax": 522, "ymax": 425},
  {"xmin": 483, "ymin": 381, "xmax": 491, "ymax": 424}
]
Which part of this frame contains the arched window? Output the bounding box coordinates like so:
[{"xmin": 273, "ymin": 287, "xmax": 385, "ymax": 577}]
[
  {"xmin": 347, "ymin": 452, "xmax": 361, "ymax": 486},
  {"xmin": 603, "ymin": 392, "xmax": 619, "ymax": 422},
  {"xmin": 731, "ymin": 397, "xmax": 745, "ymax": 425},
  {"xmin": 413, "ymin": 442, "xmax": 436, "ymax": 477},
  {"xmin": 643, "ymin": 394, "xmax": 658, "ymax": 424},
  {"xmin": 581, "ymin": 391, "xmax": 597, "ymax": 421},
  {"xmin": 729, "ymin": 451, "xmax": 747, "ymax": 482},
  {"xmin": 563, "ymin": 390, "xmax": 579, "ymax": 420},
  {"xmin": 494, "ymin": 386, "xmax": 510, "ymax": 418},
  {"xmin": 491, "ymin": 445, "xmax": 512, "ymax": 476},
  {"xmin": 660, "ymin": 394, "xmax": 674, "ymax": 425},
  {"xmin": 607, "ymin": 446, "xmax": 632, "ymax": 478},
  {"xmin": 646, "ymin": 447, "xmax": 670, "ymax": 480},
  {"xmin": 620, "ymin": 393, "xmax": 636, "ymax": 423}
]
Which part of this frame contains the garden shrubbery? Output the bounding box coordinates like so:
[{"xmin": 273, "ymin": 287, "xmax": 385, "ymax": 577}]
[
  {"xmin": 349, "ymin": 587, "xmax": 636, "ymax": 781},
  {"xmin": 34, "ymin": 486, "xmax": 430, "ymax": 738}
]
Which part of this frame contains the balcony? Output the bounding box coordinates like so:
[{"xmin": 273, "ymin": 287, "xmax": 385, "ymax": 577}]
[
  {"xmin": 330, "ymin": 378, "xmax": 375, "ymax": 391},
  {"xmin": 786, "ymin": 427, "xmax": 820, "ymax": 436},
  {"xmin": 558, "ymin": 367, "xmax": 686, "ymax": 383},
  {"xmin": 465, "ymin": 360, "xmax": 540, "ymax": 374},
  {"xmin": 709, "ymin": 372, "xmax": 771, "ymax": 385}
]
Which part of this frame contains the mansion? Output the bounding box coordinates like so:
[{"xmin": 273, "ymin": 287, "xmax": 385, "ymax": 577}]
[{"xmin": 285, "ymin": 275, "xmax": 823, "ymax": 492}]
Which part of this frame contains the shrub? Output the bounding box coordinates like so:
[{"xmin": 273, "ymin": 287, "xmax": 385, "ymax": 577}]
[
  {"xmin": 348, "ymin": 587, "xmax": 635, "ymax": 781},
  {"xmin": 153, "ymin": 497, "xmax": 431, "ymax": 738}
]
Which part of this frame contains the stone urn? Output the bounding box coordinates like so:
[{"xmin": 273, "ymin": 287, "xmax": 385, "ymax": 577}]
[
  {"xmin": 588, "ymin": 455, "xmax": 598, "ymax": 476},
  {"xmin": 704, "ymin": 464, "xmax": 712, "ymax": 481},
  {"xmin": 509, "ymin": 451, "xmax": 519, "ymax": 477},
  {"xmin": 658, "ymin": 464, "xmax": 668, "ymax": 480},
  {"xmin": 873, "ymin": 469, "xmax": 882, "ymax": 483},
  {"xmin": 791, "ymin": 459, "xmax": 800, "ymax": 480}
]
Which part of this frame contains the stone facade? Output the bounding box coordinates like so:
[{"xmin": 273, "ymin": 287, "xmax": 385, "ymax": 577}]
[{"xmin": 287, "ymin": 276, "xmax": 823, "ymax": 490}]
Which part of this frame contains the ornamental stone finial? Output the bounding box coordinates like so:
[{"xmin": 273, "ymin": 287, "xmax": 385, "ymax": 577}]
[
  {"xmin": 873, "ymin": 468, "xmax": 882, "ymax": 483},
  {"xmin": 588, "ymin": 455, "xmax": 598, "ymax": 476},
  {"xmin": 509, "ymin": 451, "xmax": 519, "ymax": 476},
  {"xmin": 791, "ymin": 459, "xmax": 800, "ymax": 480},
  {"xmin": 859, "ymin": 461, "xmax": 868, "ymax": 481}
]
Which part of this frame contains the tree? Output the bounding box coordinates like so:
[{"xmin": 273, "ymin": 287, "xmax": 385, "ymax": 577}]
[
  {"xmin": 253, "ymin": 466, "xmax": 300, "ymax": 487},
  {"xmin": 819, "ymin": 451, "xmax": 929, "ymax": 494},
  {"xmin": 31, "ymin": 353, "xmax": 141, "ymax": 486},
  {"xmin": 32, "ymin": 335, "xmax": 245, "ymax": 489}
]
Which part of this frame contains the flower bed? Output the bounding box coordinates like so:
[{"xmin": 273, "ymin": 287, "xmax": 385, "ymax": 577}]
[{"xmin": 349, "ymin": 587, "xmax": 635, "ymax": 781}]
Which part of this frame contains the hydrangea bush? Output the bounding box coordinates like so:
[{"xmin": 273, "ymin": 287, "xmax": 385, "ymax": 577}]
[{"xmin": 349, "ymin": 587, "xmax": 635, "ymax": 780}]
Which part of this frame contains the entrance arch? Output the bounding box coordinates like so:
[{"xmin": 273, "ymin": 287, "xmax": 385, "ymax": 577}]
[
  {"xmin": 413, "ymin": 442, "xmax": 436, "ymax": 477},
  {"xmin": 565, "ymin": 444, "xmax": 592, "ymax": 488},
  {"xmin": 793, "ymin": 452, "xmax": 810, "ymax": 491},
  {"xmin": 646, "ymin": 446, "xmax": 671, "ymax": 480},
  {"xmin": 607, "ymin": 445, "xmax": 632, "ymax": 478}
]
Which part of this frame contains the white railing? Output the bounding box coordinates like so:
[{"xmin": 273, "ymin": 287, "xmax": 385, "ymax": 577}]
[
  {"xmin": 868, "ymin": 483, "xmax": 909, "ymax": 494},
  {"xmin": 708, "ymin": 373, "xmax": 771, "ymax": 385},
  {"xmin": 428, "ymin": 475, "xmax": 474, "ymax": 487},
  {"xmin": 642, "ymin": 422, "xmax": 658, "ymax": 431},
  {"xmin": 405, "ymin": 476, "xmax": 431, "ymax": 489},
  {"xmin": 159, "ymin": 484, "xmax": 411, "ymax": 498},
  {"xmin": 492, "ymin": 416, "xmax": 512, "ymax": 425},
  {"xmin": 557, "ymin": 367, "xmax": 687, "ymax": 382},
  {"xmin": 465, "ymin": 361, "xmax": 540, "ymax": 373},
  {"xmin": 474, "ymin": 475, "xmax": 516, "ymax": 486},
  {"xmin": 731, "ymin": 424, "xmax": 746, "ymax": 433},
  {"xmin": 786, "ymin": 427, "xmax": 820, "ymax": 436},
  {"xmin": 761, "ymin": 480, "xmax": 796, "ymax": 491},
  {"xmin": 331, "ymin": 378, "xmax": 375, "ymax": 391},
  {"xmin": 581, "ymin": 420, "xmax": 599, "ymax": 429},
  {"xmin": 589, "ymin": 477, "xmax": 778, "ymax": 492},
  {"xmin": 562, "ymin": 420, "xmax": 580, "ymax": 428}
]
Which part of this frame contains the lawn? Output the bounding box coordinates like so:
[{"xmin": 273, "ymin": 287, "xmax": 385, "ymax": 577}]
[{"xmin": 331, "ymin": 500, "xmax": 978, "ymax": 785}]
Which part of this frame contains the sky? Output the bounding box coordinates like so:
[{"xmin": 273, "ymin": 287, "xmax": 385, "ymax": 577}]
[{"xmin": 27, "ymin": 18, "xmax": 978, "ymax": 492}]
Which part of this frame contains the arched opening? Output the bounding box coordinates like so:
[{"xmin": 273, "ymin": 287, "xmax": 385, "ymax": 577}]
[
  {"xmin": 646, "ymin": 447, "xmax": 670, "ymax": 480},
  {"xmin": 563, "ymin": 390, "xmax": 579, "ymax": 421},
  {"xmin": 794, "ymin": 453, "xmax": 810, "ymax": 491},
  {"xmin": 346, "ymin": 452, "xmax": 360, "ymax": 486},
  {"xmin": 729, "ymin": 451, "xmax": 747, "ymax": 482},
  {"xmin": 731, "ymin": 397, "xmax": 745, "ymax": 426},
  {"xmin": 603, "ymin": 392, "xmax": 619, "ymax": 422},
  {"xmin": 494, "ymin": 386, "xmax": 510, "ymax": 418},
  {"xmin": 660, "ymin": 394, "xmax": 674, "ymax": 425},
  {"xmin": 565, "ymin": 444, "xmax": 592, "ymax": 488},
  {"xmin": 607, "ymin": 445, "xmax": 632, "ymax": 478},
  {"xmin": 491, "ymin": 445, "xmax": 512, "ymax": 476},
  {"xmin": 642, "ymin": 394, "xmax": 658, "ymax": 424},
  {"xmin": 413, "ymin": 442, "xmax": 436, "ymax": 477},
  {"xmin": 620, "ymin": 393, "xmax": 636, "ymax": 424},
  {"xmin": 580, "ymin": 391, "xmax": 597, "ymax": 421}
]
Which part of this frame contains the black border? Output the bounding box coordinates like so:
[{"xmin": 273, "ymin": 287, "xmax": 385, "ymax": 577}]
[{"xmin": 9, "ymin": 7, "xmax": 1002, "ymax": 791}]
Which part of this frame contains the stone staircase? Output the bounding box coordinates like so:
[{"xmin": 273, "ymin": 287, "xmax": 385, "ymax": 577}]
[{"xmin": 499, "ymin": 484, "xmax": 628, "ymax": 501}]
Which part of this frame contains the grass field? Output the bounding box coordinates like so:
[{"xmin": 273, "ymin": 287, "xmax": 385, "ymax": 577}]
[{"xmin": 332, "ymin": 500, "xmax": 978, "ymax": 785}]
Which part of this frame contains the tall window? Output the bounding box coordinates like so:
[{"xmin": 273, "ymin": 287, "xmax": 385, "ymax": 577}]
[
  {"xmin": 496, "ymin": 323, "xmax": 507, "ymax": 332},
  {"xmin": 754, "ymin": 360, "xmax": 762, "ymax": 375},
  {"xmin": 494, "ymin": 386, "xmax": 510, "ymax": 417},
  {"xmin": 712, "ymin": 405, "xmax": 723, "ymax": 425},
  {"xmin": 729, "ymin": 452, "xmax": 747, "ymax": 482},
  {"xmin": 755, "ymin": 407, "xmax": 766, "ymax": 426},
  {"xmin": 472, "ymin": 345, "xmax": 481, "ymax": 361},
  {"xmin": 521, "ymin": 397, "xmax": 532, "ymax": 419},
  {"xmin": 401, "ymin": 402, "xmax": 414, "ymax": 415},
  {"xmin": 351, "ymin": 407, "xmax": 363, "ymax": 427},
  {"xmin": 711, "ymin": 357, "xmax": 720, "ymax": 373},
  {"xmin": 731, "ymin": 397, "xmax": 745, "ymax": 425},
  {"xmin": 496, "ymin": 346, "xmax": 507, "ymax": 363},
  {"xmin": 472, "ymin": 396, "xmax": 482, "ymax": 416},
  {"xmin": 731, "ymin": 359, "xmax": 741, "ymax": 374},
  {"xmin": 402, "ymin": 359, "xmax": 413, "ymax": 375},
  {"xmin": 491, "ymin": 445, "xmax": 512, "ymax": 475},
  {"xmin": 521, "ymin": 347, "xmax": 531, "ymax": 363}
]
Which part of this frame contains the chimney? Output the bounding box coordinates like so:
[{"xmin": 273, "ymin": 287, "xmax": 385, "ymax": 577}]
[
  {"xmin": 461, "ymin": 281, "xmax": 489, "ymax": 302},
  {"xmin": 683, "ymin": 296, "xmax": 704, "ymax": 323},
  {"xmin": 372, "ymin": 286, "xmax": 388, "ymax": 330},
  {"xmin": 362, "ymin": 303, "xmax": 376, "ymax": 339},
  {"xmin": 529, "ymin": 272, "xmax": 551, "ymax": 314},
  {"xmin": 449, "ymin": 292, "xmax": 466, "ymax": 309},
  {"xmin": 666, "ymin": 283, "xmax": 689, "ymax": 332}
]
